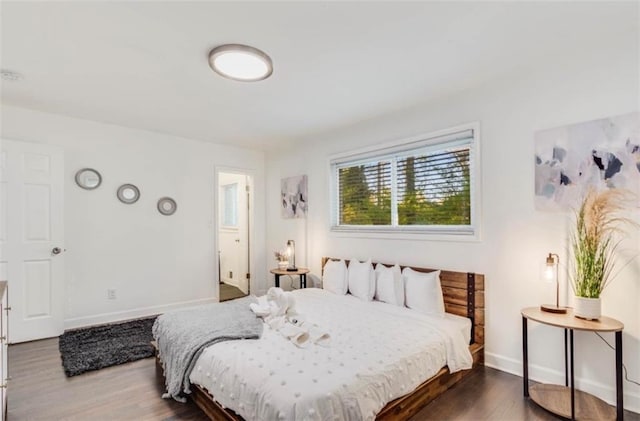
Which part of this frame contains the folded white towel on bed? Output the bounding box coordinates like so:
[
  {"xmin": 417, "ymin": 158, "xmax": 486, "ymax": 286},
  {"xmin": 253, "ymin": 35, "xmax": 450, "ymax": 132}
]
[
  {"xmin": 250, "ymin": 287, "xmax": 297, "ymax": 320},
  {"xmin": 249, "ymin": 296, "xmax": 271, "ymax": 317},
  {"xmin": 266, "ymin": 287, "xmax": 297, "ymax": 318},
  {"xmin": 250, "ymin": 287, "xmax": 330, "ymax": 348}
]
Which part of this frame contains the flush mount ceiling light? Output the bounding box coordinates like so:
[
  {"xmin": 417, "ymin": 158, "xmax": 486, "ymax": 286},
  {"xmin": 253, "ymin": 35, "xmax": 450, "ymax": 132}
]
[{"xmin": 208, "ymin": 44, "xmax": 273, "ymax": 82}]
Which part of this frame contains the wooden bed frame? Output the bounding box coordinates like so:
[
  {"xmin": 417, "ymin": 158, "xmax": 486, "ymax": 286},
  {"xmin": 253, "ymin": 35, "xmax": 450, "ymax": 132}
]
[{"xmin": 156, "ymin": 258, "xmax": 485, "ymax": 421}]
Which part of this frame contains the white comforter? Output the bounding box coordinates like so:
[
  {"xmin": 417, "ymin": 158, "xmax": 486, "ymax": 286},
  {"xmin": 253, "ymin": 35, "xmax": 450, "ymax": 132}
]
[{"xmin": 190, "ymin": 288, "xmax": 472, "ymax": 421}]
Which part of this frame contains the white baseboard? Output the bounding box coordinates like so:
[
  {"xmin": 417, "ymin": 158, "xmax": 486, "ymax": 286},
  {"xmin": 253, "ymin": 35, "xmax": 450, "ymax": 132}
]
[
  {"xmin": 485, "ymin": 352, "xmax": 640, "ymax": 414},
  {"xmin": 63, "ymin": 297, "xmax": 218, "ymax": 330}
]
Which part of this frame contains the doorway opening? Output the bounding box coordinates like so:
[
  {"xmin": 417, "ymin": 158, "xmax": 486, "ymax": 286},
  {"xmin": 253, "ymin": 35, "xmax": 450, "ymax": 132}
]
[{"xmin": 217, "ymin": 170, "xmax": 252, "ymax": 302}]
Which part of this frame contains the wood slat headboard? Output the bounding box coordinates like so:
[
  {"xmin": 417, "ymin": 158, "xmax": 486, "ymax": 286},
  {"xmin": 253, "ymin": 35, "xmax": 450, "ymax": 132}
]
[{"xmin": 321, "ymin": 257, "xmax": 485, "ymax": 346}]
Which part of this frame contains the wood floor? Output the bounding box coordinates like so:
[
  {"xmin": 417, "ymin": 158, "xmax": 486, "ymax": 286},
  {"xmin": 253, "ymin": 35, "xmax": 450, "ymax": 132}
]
[{"xmin": 8, "ymin": 338, "xmax": 639, "ymax": 420}]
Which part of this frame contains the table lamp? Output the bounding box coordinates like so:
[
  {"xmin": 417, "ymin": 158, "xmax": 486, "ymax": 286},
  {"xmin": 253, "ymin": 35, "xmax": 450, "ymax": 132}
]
[
  {"xmin": 286, "ymin": 240, "xmax": 297, "ymax": 271},
  {"xmin": 541, "ymin": 253, "xmax": 567, "ymax": 314}
]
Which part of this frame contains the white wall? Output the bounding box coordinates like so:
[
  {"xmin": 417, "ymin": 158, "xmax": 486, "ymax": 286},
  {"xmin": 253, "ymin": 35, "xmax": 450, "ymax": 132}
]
[
  {"xmin": 265, "ymin": 43, "xmax": 640, "ymax": 410},
  {"xmin": 0, "ymin": 105, "xmax": 266, "ymax": 328}
]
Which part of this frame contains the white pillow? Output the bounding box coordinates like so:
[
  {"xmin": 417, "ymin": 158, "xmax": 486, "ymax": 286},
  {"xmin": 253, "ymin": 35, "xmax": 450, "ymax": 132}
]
[
  {"xmin": 348, "ymin": 258, "xmax": 374, "ymax": 301},
  {"xmin": 374, "ymin": 264, "xmax": 404, "ymax": 306},
  {"xmin": 403, "ymin": 268, "xmax": 445, "ymax": 316},
  {"xmin": 322, "ymin": 259, "xmax": 348, "ymax": 295}
]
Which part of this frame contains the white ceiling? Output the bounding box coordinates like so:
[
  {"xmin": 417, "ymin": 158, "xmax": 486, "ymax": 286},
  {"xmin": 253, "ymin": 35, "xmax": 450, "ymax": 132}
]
[{"xmin": 1, "ymin": 1, "xmax": 637, "ymax": 151}]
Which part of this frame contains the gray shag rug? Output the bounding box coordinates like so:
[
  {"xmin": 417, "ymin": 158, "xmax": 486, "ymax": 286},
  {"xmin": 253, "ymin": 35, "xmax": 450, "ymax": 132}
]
[{"xmin": 59, "ymin": 316, "xmax": 157, "ymax": 377}]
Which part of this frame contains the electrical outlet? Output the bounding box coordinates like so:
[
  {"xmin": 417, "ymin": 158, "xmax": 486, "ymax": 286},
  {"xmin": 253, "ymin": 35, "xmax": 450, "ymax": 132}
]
[
  {"xmin": 107, "ymin": 289, "xmax": 116, "ymax": 300},
  {"xmin": 229, "ymin": 271, "xmax": 233, "ymax": 279}
]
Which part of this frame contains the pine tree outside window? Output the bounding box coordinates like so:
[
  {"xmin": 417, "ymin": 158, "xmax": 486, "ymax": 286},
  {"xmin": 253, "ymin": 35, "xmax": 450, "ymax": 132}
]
[{"xmin": 330, "ymin": 125, "xmax": 479, "ymax": 238}]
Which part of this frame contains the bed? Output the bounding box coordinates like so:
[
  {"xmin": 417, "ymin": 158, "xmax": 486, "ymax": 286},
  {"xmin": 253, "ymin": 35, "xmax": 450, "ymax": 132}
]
[{"xmin": 155, "ymin": 258, "xmax": 485, "ymax": 420}]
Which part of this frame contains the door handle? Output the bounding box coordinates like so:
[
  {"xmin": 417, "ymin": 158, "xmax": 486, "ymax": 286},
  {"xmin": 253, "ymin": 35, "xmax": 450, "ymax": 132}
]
[{"xmin": 52, "ymin": 247, "xmax": 62, "ymax": 255}]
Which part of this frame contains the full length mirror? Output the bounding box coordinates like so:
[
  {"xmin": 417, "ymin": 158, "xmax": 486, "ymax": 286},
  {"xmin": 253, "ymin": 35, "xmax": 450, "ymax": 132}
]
[{"xmin": 75, "ymin": 168, "xmax": 102, "ymax": 190}]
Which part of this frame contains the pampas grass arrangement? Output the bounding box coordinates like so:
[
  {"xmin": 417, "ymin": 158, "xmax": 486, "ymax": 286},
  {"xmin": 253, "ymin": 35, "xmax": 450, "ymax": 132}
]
[{"xmin": 570, "ymin": 188, "xmax": 636, "ymax": 298}]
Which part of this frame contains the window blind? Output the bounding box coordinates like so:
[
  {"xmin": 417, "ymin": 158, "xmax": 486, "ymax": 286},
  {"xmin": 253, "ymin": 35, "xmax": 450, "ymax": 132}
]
[
  {"xmin": 332, "ymin": 128, "xmax": 476, "ymax": 234},
  {"xmin": 338, "ymin": 160, "xmax": 392, "ymax": 225},
  {"xmin": 396, "ymin": 147, "xmax": 471, "ymax": 226}
]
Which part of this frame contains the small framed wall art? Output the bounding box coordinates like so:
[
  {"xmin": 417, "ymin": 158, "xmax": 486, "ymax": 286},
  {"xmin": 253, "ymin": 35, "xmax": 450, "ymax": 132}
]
[{"xmin": 281, "ymin": 175, "xmax": 308, "ymax": 219}]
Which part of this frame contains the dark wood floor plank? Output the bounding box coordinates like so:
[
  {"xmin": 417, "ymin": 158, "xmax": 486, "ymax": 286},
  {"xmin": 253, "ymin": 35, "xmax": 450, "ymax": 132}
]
[
  {"xmin": 8, "ymin": 338, "xmax": 205, "ymax": 420},
  {"xmin": 7, "ymin": 338, "xmax": 639, "ymax": 420}
]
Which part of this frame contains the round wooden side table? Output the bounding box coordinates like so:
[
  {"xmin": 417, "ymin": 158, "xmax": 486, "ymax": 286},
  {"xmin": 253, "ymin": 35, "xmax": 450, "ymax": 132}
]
[
  {"xmin": 270, "ymin": 267, "xmax": 310, "ymax": 289},
  {"xmin": 521, "ymin": 307, "xmax": 624, "ymax": 420}
]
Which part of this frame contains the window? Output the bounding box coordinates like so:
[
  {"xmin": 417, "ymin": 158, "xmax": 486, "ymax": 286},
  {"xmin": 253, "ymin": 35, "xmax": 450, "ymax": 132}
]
[
  {"xmin": 222, "ymin": 183, "xmax": 238, "ymax": 227},
  {"xmin": 330, "ymin": 125, "xmax": 479, "ymax": 237}
]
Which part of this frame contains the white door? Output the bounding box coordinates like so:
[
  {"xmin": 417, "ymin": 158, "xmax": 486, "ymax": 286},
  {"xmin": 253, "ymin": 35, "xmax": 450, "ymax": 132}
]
[{"xmin": 0, "ymin": 139, "xmax": 64, "ymax": 343}]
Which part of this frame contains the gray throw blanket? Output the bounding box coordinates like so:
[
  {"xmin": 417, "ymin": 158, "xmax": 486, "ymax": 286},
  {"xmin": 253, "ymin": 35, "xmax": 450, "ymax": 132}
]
[{"xmin": 152, "ymin": 296, "xmax": 263, "ymax": 402}]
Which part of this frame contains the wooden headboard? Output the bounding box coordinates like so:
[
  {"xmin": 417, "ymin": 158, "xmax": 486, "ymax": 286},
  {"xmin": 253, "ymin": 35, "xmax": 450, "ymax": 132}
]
[{"xmin": 321, "ymin": 257, "xmax": 485, "ymax": 346}]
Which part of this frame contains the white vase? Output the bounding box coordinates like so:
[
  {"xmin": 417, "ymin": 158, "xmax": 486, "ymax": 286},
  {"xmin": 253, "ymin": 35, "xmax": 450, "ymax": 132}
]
[
  {"xmin": 278, "ymin": 261, "xmax": 289, "ymax": 270},
  {"xmin": 574, "ymin": 296, "xmax": 601, "ymax": 320}
]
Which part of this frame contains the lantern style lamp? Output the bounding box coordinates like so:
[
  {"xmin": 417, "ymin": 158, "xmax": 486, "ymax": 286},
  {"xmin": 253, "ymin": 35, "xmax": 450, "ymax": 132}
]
[
  {"xmin": 541, "ymin": 253, "xmax": 567, "ymax": 314},
  {"xmin": 286, "ymin": 240, "xmax": 297, "ymax": 272}
]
